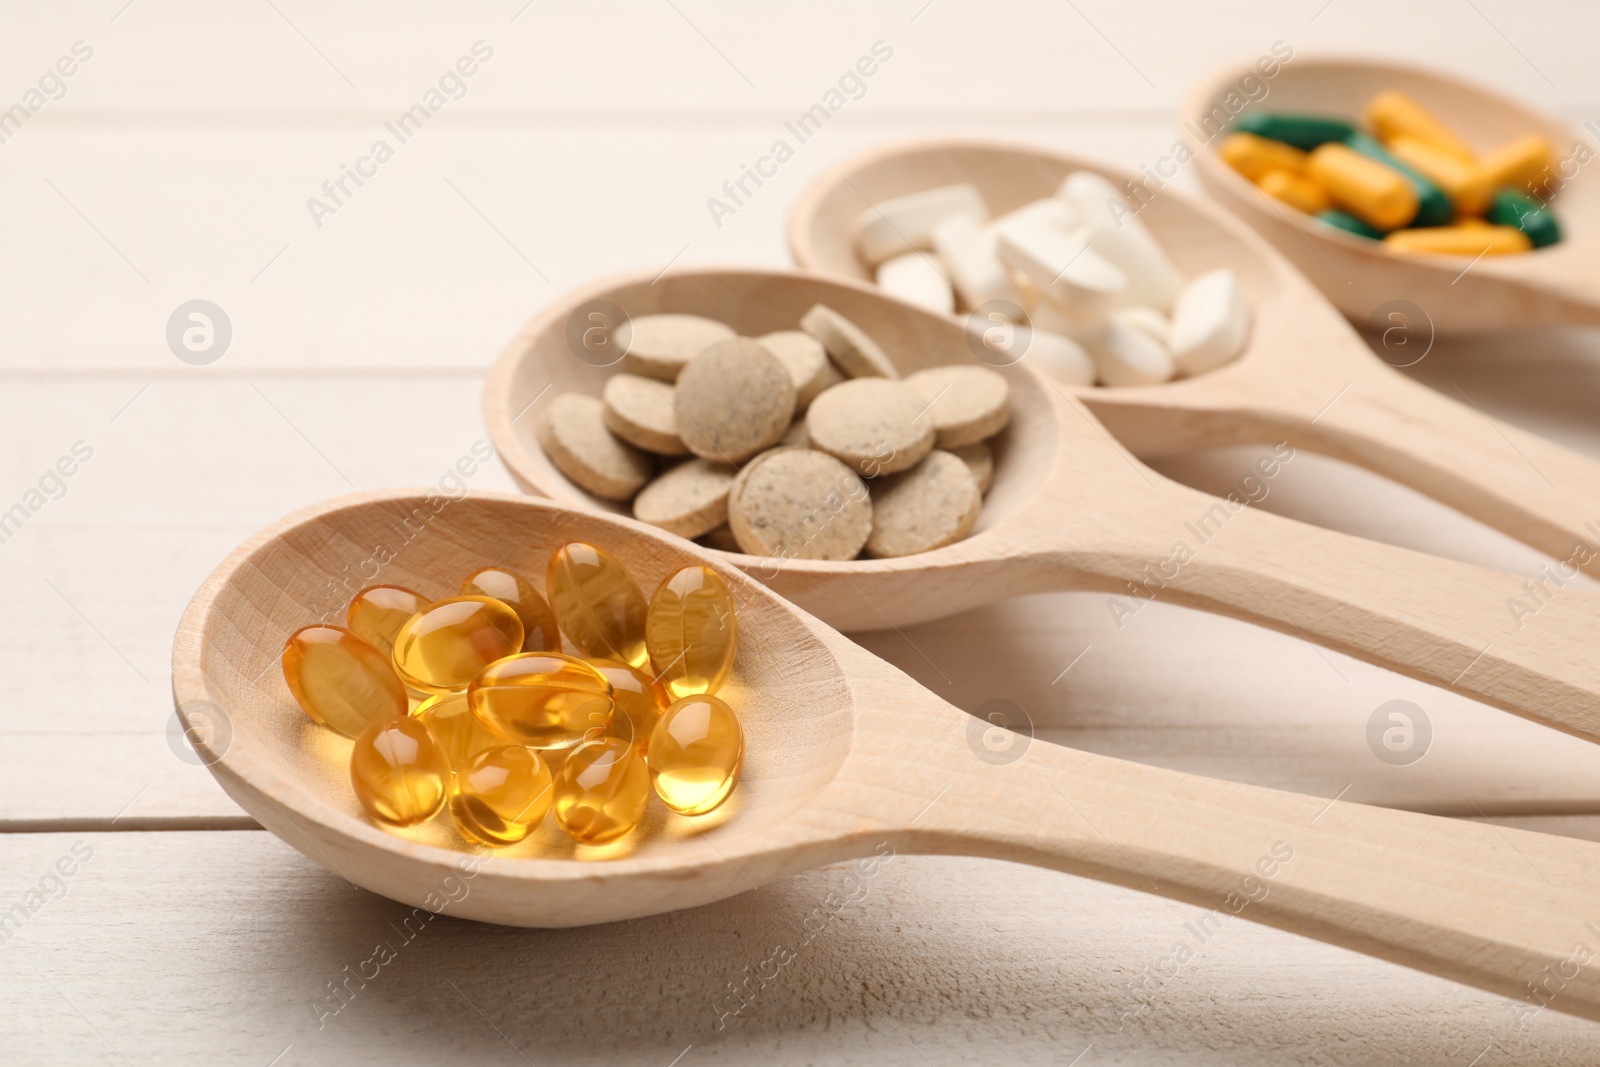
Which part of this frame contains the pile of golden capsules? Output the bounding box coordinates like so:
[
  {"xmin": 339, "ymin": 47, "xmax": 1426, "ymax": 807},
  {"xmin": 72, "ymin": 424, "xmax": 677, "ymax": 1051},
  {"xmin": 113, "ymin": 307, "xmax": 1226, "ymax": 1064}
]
[{"xmin": 279, "ymin": 542, "xmax": 743, "ymax": 851}]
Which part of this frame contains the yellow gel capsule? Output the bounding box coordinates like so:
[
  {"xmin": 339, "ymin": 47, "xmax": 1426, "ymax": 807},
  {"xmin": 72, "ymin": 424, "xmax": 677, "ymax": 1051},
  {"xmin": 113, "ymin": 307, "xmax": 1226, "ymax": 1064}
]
[
  {"xmin": 1366, "ymin": 90, "xmax": 1476, "ymax": 162},
  {"xmin": 346, "ymin": 585, "xmax": 429, "ymax": 657},
  {"xmin": 413, "ymin": 691, "xmax": 504, "ymax": 773},
  {"xmin": 282, "ymin": 624, "xmax": 407, "ymax": 738},
  {"xmin": 1480, "ymin": 134, "xmax": 1555, "ymax": 196},
  {"xmin": 646, "ymin": 565, "xmax": 738, "ymax": 700},
  {"xmin": 390, "ymin": 596, "xmax": 524, "ymax": 695},
  {"xmin": 547, "ymin": 542, "xmax": 648, "ymax": 668},
  {"xmin": 448, "ymin": 745, "xmax": 554, "ymax": 847},
  {"xmin": 1256, "ymin": 168, "xmax": 1331, "ymax": 215},
  {"xmin": 647, "ymin": 694, "xmax": 745, "ymax": 815},
  {"xmin": 1384, "ymin": 224, "xmax": 1532, "ymax": 257},
  {"xmin": 468, "ymin": 652, "xmax": 613, "ymax": 751},
  {"xmin": 1386, "ymin": 136, "xmax": 1494, "ymax": 216},
  {"xmin": 350, "ymin": 716, "xmax": 448, "ymax": 827},
  {"xmin": 553, "ymin": 737, "xmax": 651, "ymax": 844},
  {"xmin": 460, "ymin": 566, "xmax": 561, "ymax": 653},
  {"xmin": 1306, "ymin": 143, "xmax": 1419, "ymax": 231},
  {"xmin": 587, "ymin": 658, "xmax": 670, "ymax": 752},
  {"xmin": 1219, "ymin": 132, "xmax": 1307, "ymax": 181}
]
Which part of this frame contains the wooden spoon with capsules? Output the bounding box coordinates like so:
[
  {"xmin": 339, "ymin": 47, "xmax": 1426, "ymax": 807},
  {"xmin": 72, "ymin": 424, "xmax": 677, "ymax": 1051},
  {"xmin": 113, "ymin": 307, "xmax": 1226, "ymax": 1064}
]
[{"xmin": 173, "ymin": 489, "xmax": 1600, "ymax": 1024}]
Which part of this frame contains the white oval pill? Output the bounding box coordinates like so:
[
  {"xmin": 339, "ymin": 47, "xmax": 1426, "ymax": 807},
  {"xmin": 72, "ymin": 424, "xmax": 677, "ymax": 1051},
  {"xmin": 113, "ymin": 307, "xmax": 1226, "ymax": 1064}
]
[
  {"xmin": 931, "ymin": 213, "xmax": 1022, "ymax": 312},
  {"xmin": 875, "ymin": 252, "xmax": 955, "ymax": 315},
  {"xmin": 852, "ymin": 184, "xmax": 988, "ymax": 266},
  {"xmin": 1021, "ymin": 327, "xmax": 1096, "ymax": 387},
  {"xmin": 1168, "ymin": 268, "xmax": 1250, "ymax": 377},
  {"xmin": 995, "ymin": 221, "xmax": 1125, "ymax": 316},
  {"xmin": 1059, "ymin": 171, "xmax": 1185, "ymax": 312},
  {"xmin": 993, "ymin": 196, "xmax": 1079, "ymax": 234},
  {"xmin": 1086, "ymin": 315, "xmax": 1175, "ymax": 388},
  {"xmin": 1113, "ymin": 306, "xmax": 1171, "ymax": 345}
]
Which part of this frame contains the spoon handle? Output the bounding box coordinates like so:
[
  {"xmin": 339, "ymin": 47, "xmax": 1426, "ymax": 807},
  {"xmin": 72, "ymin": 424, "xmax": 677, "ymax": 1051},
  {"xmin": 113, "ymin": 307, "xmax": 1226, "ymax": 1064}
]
[
  {"xmin": 905, "ymin": 729, "xmax": 1600, "ymax": 1023},
  {"xmin": 1292, "ymin": 365, "xmax": 1600, "ymax": 568},
  {"xmin": 1054, "ymin": 495, "xmax": 1600, "ymax": 742}
]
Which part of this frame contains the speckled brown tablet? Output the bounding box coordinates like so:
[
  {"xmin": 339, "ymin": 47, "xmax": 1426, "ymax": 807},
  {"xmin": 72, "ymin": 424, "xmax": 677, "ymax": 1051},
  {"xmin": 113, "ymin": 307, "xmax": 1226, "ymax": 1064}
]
[
  {"xmin": 902, "ymin": 365, "xmax": 1010, "ymax": 448},
  {"xmin": 728, "ymin": 449, "xmax": 872, "ymax": 561},
  {"xmin": 951, "ymin": 441, "xmax": 993, "ymax": 494},
  {"xmin": 804, "ymin": 378, "xmax": 934, "ymax": 477},
  {"xmin": 619, "ymin": 313, "xmax": 736, "ymax": 381},
  {"xmin": 726, "ymin": 445, "xmax": 798, "ymax": 514},
  {"xmin": 537, "ymin": 393, "xmax": 653, "ymax": 501},
  {"xmin": 866, "ymin": 450, "xmax": 982, "ymax": 558},
  {"xmin": 632, "ymin": 458, "xmax": 737, "ymax": 538},
  {"xmin": 758, "ymin": 330, "xmax": 843, "ymax": 410},
  {"xmin": 673, "ymin": 338, "xmax": 797, "ymax": 463},
  {"xmin": 602, "ymin": 374, "xmax": 688, "ymax": 456},
  {"xmin": 799, "ymin": 304, "xmax": 898, "ymax": 379}
]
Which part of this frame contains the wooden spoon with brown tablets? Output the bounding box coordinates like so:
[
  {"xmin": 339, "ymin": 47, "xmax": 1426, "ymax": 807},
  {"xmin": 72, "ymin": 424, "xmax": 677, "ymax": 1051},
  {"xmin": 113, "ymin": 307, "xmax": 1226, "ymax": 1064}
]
[
  {"xmin": 486, "ymin": 266, "xmax": 1600, "ymax": 742},
  {"xmin": 786, "ymin": 137, "xmax": 1600, "ymax": 580},
  {"xmin": 174, "ymin": 489, "xmax": 1600, "ymax": 1021}
]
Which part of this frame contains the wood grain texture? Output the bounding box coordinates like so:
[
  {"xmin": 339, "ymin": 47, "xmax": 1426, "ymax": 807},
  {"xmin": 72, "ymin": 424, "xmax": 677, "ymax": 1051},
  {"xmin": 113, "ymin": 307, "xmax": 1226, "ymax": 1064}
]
[{"xmin": 1188, "ymin": 56, "xmax": 1600, "ymax": 331}]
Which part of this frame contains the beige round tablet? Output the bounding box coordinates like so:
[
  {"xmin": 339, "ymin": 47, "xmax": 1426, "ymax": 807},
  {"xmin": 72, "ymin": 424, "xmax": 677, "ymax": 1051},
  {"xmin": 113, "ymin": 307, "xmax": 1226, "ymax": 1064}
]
[
  {"xmin": 602, "ymin": 374, "xmax": 688, "ymax": 455},
  {"xmin": 804, "ymin": 378, "xmax": 934, "ymax": 477},
  {"xmin": 951, "ymin": 441, "xmax": 993, "ymax": 494},
  {"xmin": 619, "ymin": 313, "xmax": 735, "ymax": 382},
  {"xmin": 632, "ymin": 458, "xmax": 737, "ymax": 538},
  {"xmin": 673, "ymin": 338, "xmax": 797, "ymax": 463},
  {"xmin": 866, "ymin": 450, "xmax": 982, "ymax": 558},
  {"xmin": 758, "ymin": 330, "xmax": 843, "ymax": 410},
  {"xmin": 902, "ymin": 365, "xmax": 1010, "ymax": 448},
  {"xmin": 799, "ymin": 304, "xmax": 898, "ymax": 379},
  {"xmin": 537, "ymin": 393, "xmax": 654, "ymax": 501},
  {"xmin": 729, "ymin": 449, "xmax": 872, "ymax": 561}
]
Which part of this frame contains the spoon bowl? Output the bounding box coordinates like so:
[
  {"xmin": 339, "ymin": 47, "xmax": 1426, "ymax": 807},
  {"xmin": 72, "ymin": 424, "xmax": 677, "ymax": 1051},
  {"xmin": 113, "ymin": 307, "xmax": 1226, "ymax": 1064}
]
[
  {"xmin": 173, "ymin": 489, "xmax": 1600, "ymax": 1022},
  {"xmin": 1187, "ymin": 55, "xmax": 1600, "ymax": 331}
]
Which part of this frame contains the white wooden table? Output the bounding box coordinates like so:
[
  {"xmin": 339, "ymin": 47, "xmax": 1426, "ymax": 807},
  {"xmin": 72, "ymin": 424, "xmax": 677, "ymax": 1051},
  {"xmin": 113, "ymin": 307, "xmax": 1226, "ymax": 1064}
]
[{"xmin": 5, "ymin": 2, "xmax": 1600, "ymax": 1062}]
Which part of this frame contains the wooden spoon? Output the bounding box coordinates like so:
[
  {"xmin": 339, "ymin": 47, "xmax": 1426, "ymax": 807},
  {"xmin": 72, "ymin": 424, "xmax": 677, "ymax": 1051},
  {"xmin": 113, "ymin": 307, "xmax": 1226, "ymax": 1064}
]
[
  {"xmin": 1187, "ymin": 55, "xmax": 1600, "ymax": 332},
  {"xmin": 485, "ymin": 266, "xmax": 1600, "ymax": 743},
  {"xmin": 172, "ymin": 489, "xmax": 1600, "ymax": 1022},
  {"xmin": 785, "ymin": 138, "xmax": 1600, "ymax": 577}
]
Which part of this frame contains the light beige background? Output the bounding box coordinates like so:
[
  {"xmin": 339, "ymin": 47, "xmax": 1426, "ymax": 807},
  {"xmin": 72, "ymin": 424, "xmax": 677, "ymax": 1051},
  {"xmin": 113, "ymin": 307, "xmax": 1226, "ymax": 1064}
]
[{"xmin": 3, "ymin": 1, "xmax": 1600, "ymax": 1062}]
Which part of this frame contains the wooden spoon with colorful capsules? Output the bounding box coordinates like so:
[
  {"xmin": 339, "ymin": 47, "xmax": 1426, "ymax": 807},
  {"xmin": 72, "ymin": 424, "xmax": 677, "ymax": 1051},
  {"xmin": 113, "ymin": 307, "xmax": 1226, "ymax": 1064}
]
[
  {"xmin": 786, "ymin": 137, "xmax": 1600, "ymax": 587},
  {"xmin": 485, "ymin": 266, "xmax": 1600, "ymax": 743},
  {"xmin": 174, "ymin": 489, "xmax": 1600, "ymax": 1024}
]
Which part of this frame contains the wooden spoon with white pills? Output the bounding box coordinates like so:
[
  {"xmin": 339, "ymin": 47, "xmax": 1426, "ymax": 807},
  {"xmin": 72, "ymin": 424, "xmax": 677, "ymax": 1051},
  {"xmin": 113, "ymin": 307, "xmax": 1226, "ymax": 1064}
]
[
  {"xmin": 176, "ymin": 489, "xmax": 1600, "ymax": 1023},
  {"xmin": 486, "ymin": 266, "xmax": 1600, "ymax": 742},
  {"xmin": 786, "ymin": 137, "xmax": 1600, "ymax": 580}
]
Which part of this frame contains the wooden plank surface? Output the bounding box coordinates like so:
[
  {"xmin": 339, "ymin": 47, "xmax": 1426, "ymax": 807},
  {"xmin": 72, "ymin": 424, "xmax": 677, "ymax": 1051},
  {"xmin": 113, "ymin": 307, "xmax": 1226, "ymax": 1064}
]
[
  {"xmin": 4, "ymin": 0, "xmax": 1600, "ymax": 1060},
  {"xmin": 5, "ymin": 829, "xmax": 1600, "ymax": 1066}
]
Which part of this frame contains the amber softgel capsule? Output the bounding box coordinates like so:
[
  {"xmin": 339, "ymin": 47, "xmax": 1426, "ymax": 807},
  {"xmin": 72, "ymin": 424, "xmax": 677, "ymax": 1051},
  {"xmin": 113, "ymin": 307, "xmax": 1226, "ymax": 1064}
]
[
  {"xmin": 586, "ymin": 658, "xmax": 670, "ymax": 752},
  {"xmin": 547, "ymin": 542, "xmax": 648, "ymax": 668},
  {"xmin": 469, "ymin": 652, "xmax": 613, "ymax": 751},
  {"xmin": 646, "ymin": 564, "xmax": 738, "ymax": 700},
  {"xmin": 449, "ymin": 745, "xmax": 554, "ymax": 847},
  {"xmin": 647, "ymin": 694, "xmax": 744, "ymax": 815},
  {"xmin": 345, "ymin": 585, "xmax": 429, "ymax": 657},
  {"xmin": 553, "ymin": 737, "xmax": 651, "ymax": 844},
  {"xmin": 282, "ymin": 624, "xmax": 408, "ymax": 738},
  {"xmin": 350, "ymin": 716, "xmax": 449, "ymax": 827},
  {"xmin": 412, "ymin": 691, "xmax": 504, "ymax": 773},
  {"xmin": 389, "ymin": 595, "xmax": 524, "ymax": 694},
  {"xmin": 459, "ymin": 566, "xmax": 561, "ymax": 653}
]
